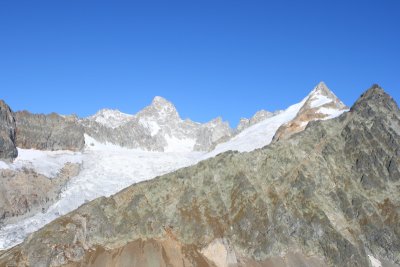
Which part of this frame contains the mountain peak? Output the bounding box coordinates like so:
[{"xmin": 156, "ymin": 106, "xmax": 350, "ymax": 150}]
[
  {"xmin": 151, "ymin": 96, "xmax": 171, "ymax": 106},
  {"xmin": 150, "ymin": 96, "xmax": 176, "ymax": 110},
  {"xmin": 88, "ymin": 109, "xmax": 133, "ymax": 128},
  {"xmin": 308, "ymin": 81, "xmax": 337, "ymax": 99},
  {"xmin": 304, "ymin": 82, "xmax": 347, "ymax": 110},
  {"xmin": 135, "ymin": 96, "xmax": 180, "ymax": 123},
  {"xmin": 351, "ymin": 84, "xmax": 399, "ymax": 116},
  {"xmin": 272, "ymin": 83, "xmax": 348, "ymax": 142}
]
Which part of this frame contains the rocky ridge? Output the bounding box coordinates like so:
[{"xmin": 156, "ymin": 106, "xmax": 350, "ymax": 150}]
[
  {"xmin": 0, "ymin": 101, "xmax": 17, "ymax": 161},
  {"xmin": 15, "ymin": 112, "xmax": 85, "ymax": 152},
  {"xmin": 1, "ymin": 85, "xmax": 398, "ymax": 266}
]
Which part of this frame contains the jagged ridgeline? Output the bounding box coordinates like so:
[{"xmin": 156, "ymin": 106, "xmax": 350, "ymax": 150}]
[{"xmin": 1, "ymin": 85, "xmax": 399, "ymax": 267}]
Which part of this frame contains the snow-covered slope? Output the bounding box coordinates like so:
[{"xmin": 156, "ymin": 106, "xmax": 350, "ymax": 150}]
[
  {"xmin": 206, "ymin": 98, "xmax": 307, "ymax": 157},
  {"xmin": 87, "ymin": 109, "xmax": 134, "ymax": 129},
  {"xmin": 206, "ymin": 82, "xmax": 348, "ymax": 157},
  {"xmin": 0, "ymin": 148, "xmax": 82, "ymax": 177},
  {"xmin": 0, "ymin": 135, "xmax": 203, "ymax": 249}
]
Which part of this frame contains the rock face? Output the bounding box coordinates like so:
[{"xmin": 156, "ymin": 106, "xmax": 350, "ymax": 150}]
[
  {"xmin": 81, "ymin": 96, "xmax": 232, "ymax": 152},
  {"xmin": 1, "ymin": 85, "xmax": 399, "ymax": 267},
  {"xmin": 15, "ymin": 112, "xmax": 85, "ymax": 151},
  {"xmin": 273, "ymin": 81, "xmax": 348, "ymax": 141},
  {"xmin": 0, "ymin": 101, "xmax": 17, "ymax": 161},
  {"xmin": 0, "ymin": 163, "xmax": 81, "ymax": 226}
]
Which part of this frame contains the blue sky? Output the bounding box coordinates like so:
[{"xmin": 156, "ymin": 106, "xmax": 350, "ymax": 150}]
[{"xmin": 0, "ymin": 0, "xmax": 399, "ymax": 127}]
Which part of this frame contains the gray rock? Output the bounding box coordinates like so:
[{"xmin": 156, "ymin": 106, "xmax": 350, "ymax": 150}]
[
  {"xmin": 237, "ymin": 109, "xmax": 280, "ymax": 132},
  {"xmin": 15, "ymin": 111, "xmax": 85, "ymax": 151},
  {"xmin": 0, "ymin": 100, "xmax": 17, "ymax": 161}
]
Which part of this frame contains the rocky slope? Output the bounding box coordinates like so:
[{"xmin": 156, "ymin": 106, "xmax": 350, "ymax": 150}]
[
  {"xmin": 0, "ymin": 163, "xmax": 81, "ymax": 226},
  {"xmin": 15, "ymin": 112, "xmax": 85, "ymax": 151},
  {"xmin": 1, "ymin": 85, "xmax": 398, "ymax": 267},
  {"xmin": 273, "ymin": 82, "xmax": 348, "ymax": 142},
  {"xmin": 0, "ymin": 101, "xmax": 17, "ymax": 161}
]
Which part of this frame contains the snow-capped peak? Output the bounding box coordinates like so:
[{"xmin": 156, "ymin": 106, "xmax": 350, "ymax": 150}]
[
  {"xmin": 272, "ymin": 82, "xmax": 348, "ymax": 141},
  {"xmin": 138, "ymin": 96, "xmax": 180, "ymax": 121},
  {"xmin": 302, "ymin": 81, "xmax": 347, "ymax": 114},
  {"xmin": 88, "ymin": 109, "xmax": 134, "ymax": 128},
  {"xmin": 309, "ymin": 81, "xmax": 330, "ymax": 95}
]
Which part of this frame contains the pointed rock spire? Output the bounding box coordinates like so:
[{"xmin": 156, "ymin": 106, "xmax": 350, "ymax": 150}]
[{"xmin": 142, "ymin": 96, "xmax": 180, "ymax": 120}]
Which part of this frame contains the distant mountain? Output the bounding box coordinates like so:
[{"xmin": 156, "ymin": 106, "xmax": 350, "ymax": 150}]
[
  {"xmin": 273, "ymin": 81, "xmax": 348, "ymax": 141},
  {"xmin": 81, "ymin": 96, "xmax": 232, "ymax": 152},
  {"xmin": 82, "ymin": 82, "xmax": 347, "ymax": 155},
  {"xmin": 207, "ymin": 82, "xmax": 348, "ymax": 157},
  {"xmin": 0, "ymin": 82, "xmax": 348, "ymax": 158},
  {"xmin": 87, "ymin": 109, "xmax": 134, "ymax": 129},
  {"xmin": 2, "ymin": 85, "xmax": 398, "ymax": 266},
  {"xmin": 237, "ymin": 110, "xmax": 282, "ymax": 132}
]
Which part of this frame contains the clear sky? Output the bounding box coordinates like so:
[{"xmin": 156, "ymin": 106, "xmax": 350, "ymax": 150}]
[{"xmin": 0, "ymin": 0, "xmax": 399, "ymax": 127}]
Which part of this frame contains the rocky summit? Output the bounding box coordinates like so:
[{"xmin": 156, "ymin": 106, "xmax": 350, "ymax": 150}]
[
  {"xmin": 81, "ymin": 96, "xmax": 233, "ymax": 152},
  {"xmin": 0, "ymin": 85, "xmax": 399, "ymax": 267}
]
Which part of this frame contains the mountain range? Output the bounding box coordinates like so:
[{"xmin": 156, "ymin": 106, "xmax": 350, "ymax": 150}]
[{"xmin": 0, "ymin": 83, "xmax": 398, "ymax": 267}]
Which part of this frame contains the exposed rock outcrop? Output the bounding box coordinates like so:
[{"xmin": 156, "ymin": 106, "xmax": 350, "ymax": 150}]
[
  {"xmin": 0, "ymin": 101, "xmax": 17, "ymax": 161},
  {"xmin": 237, "ymin": 110, "xmax": 281, "ymax": 132},
  {"xmin": 0, "ymin": 163, "xmax": 81, "ymax": 226},
  {"xmin": 15, "ymin": 112, "xmax": 85, "ymax": 151},
  {"xmin": 1, "ymin": 85, "xmax": 398, "ymax": 267},
  {"xmin": 273, "ymin": 81, "xmax": 348, "ymax": 142}
]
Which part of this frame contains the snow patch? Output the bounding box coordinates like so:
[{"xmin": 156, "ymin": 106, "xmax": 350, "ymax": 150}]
[
  {"xmin": 139, "ymin": 118, "xmax": 161, "ymax": 136},
  {"xmin": 0, "ymin": 148, "xmax": 82, "ymax": 178},
  {"xmin": 318, "ymin": 107, "xmax": 348, "ymax": 120},
  {"xmin": 309, "ymin": 94, "xmax": 332, "ymax": 108},
  {"xmin": 368, "ymin": 255, "xmax": 382, "ymax": 267},
  {"xmin": 164, "ymin": 135, "xmax": 196, "ymax": 152}
]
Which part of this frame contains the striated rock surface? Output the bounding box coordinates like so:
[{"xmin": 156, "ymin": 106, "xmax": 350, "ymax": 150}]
[
  {"xmin": 273, "ymin": 82, "xmax": 348, "ymax": 142},
  {"xmin": 0, "ymin": 163, "xmax": 81, "ymax": 226},
  {"xmin": 15, "ymin": 112, "xmax": 85, "ymax": 151},
  {"xmin": 0, "ymin": 101, "xmax": 17, "ymax": 161},
  {"xmin": 0, "ymin": 85, "xmax": 399, "ymax": 267}
]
